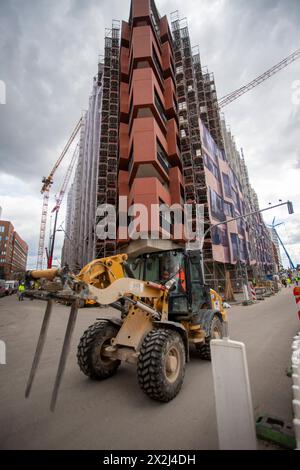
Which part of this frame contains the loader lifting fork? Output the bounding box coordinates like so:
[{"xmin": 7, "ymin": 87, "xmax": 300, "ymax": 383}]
[{"xmin": 24, "ymin": 250, "xmax": 227, "ymax": 410}]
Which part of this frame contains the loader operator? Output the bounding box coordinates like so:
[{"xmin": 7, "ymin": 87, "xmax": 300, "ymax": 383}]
[{"xmin": 162, "ymin": 267, "xmax": 186, "ymax": 293}]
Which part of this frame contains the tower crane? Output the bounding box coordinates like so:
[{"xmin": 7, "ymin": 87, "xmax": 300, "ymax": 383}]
[
  {"xmin": 36, "ymin": 118, "xmax": 82, "ymax": 269},
  {"xmin": 218, "ymin": 48, "xmax": 300, "ymax": 108},
  {"xmin": 268, "ymin": 218, "xmax": 295, "ymax": 270},
  {"xmin": 46, "ymin": 142, "xmax": 80, "ymax": 269}
]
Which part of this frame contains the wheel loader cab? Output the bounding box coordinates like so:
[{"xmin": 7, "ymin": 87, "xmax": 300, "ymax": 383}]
[{"xmin": 130, "ymin": 249, "xmax": 212, "ymax": 319}]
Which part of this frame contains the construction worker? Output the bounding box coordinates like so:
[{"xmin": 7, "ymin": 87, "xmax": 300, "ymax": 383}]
[
  {"xmin": 176, "ymin": 267, "xmax": 186, "ymax": 292},
  {"xmin": 18, "ymin": 283, "xmax": 25, "ymax": 301}
]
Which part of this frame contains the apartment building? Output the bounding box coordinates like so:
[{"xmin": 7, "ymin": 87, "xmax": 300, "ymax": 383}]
[
  {"xmin": 0, "ymin": 220, "xmax": 28, "ymax": 279},
  {"xmin": 63, "ymin": 0, "xmax": 276, "ymax": 288}
]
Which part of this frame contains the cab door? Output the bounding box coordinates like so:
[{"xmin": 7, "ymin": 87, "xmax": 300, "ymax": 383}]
[
  {"xmin": 168, "ymin": 254, "xmax": 190, "ymax": 316},
  {"xmin": 186, "ymin": 252, "xmax": 211, "ymax": 313}
]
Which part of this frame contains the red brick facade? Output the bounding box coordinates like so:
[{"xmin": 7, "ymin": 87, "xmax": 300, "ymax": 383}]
[{"xmin": 118, "ymin": 0, "xmax": 183, "ymax": 244}]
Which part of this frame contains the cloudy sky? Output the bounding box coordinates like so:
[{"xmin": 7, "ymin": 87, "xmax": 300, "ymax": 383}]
[{"xmin": 0, "ymin": 0, "xmax": 299, "ymax": 269}]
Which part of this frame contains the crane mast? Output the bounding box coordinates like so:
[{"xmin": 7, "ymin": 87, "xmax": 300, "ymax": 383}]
[
  {"xmin": 47, "ymin": 143, "xmax": 80, "ymax": 269},
  {"xmin": 36, "ymin": 118, "xmax": 82, "ymax": 269}
]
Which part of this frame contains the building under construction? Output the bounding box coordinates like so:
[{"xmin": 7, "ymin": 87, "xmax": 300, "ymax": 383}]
[{"xmin": 62, "ymin": 0, "xmax": 277, "ymax": 291}]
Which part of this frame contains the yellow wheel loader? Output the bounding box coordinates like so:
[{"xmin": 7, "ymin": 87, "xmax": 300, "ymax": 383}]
[{"xmin": 24, "ymin": 248, "xmax": 227, "ymax": 410}]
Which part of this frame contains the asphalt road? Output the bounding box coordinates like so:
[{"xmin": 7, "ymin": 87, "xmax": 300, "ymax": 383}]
[{"xmin": 0, "ymin": 287, "xmax": 299, "ymax": 450}]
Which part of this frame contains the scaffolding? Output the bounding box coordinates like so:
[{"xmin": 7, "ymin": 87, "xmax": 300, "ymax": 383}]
[
  {"xmin": 192, "ymin": 47, "xmax": 223, "ymax": 150},
  {"xmin": 96, "ymin": 21, "xmax": 120, "ymax": 259},
  {"xmin": 62, "ymin": 73, "xmax": 103, "ymax": 271},
  {"xmin": 171, "ymin": 12, "xmax": 213, "ymax": 270}
]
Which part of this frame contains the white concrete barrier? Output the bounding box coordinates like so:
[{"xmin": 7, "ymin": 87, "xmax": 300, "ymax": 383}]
[
  {"xmin": 294, "ymin": 418, "xmax": 300, "ymax": 449},
  {"xmin": 211, "ymin": 338, "xmax": 257, "ymax": 450},
  {"xmin": 291, "ymin": 332, "xmax": 300, "ymax": 449}
]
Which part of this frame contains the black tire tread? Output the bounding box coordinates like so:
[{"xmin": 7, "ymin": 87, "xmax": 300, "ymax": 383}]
[
  {"xmin": 137, "ymin": 329, "xmax": 185, "ymax": 402},
  {"xmin": 77, "ymin": 321, "xmax": 120, "ymax": 380}
]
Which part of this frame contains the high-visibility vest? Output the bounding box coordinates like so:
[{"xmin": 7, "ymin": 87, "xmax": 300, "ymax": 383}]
[
  {"xmin": 176, "ymin": 268, "xmax": 186, "ymax": 292},
  {"xmin": 18, "ymin": 285, "xmax": 25, "ymax": 292}
]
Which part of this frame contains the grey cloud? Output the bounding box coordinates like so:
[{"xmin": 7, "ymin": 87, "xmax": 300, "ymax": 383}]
[{"xmin": 0, "ymin": 0, "xmax": 129, "ymax": 183}]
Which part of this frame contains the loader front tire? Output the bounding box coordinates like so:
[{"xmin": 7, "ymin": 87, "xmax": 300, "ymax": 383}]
[
  {"xmin": 137, "ymin": 329, "xmax": 185, "ymax": 402},
  {"xmin": 77, "ymin": 321, "xmax": 120, "ymax": 380}
]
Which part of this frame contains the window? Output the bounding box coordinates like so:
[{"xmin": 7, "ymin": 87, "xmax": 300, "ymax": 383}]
[
  {"xmin": 230, "ymin": 233, "xmax": 239, "ymax": 261},
  {"xmin": 224, "ymin": 202, "xmax": 233, "ymax": 217},
  {"xmin": 0, "ymin": 236, "xmax": 1, "ymax": 241},
  {"xmin": 0, "ymin": 226, "xmax": 4, "ymax": 233},
  {"xmin": 205, "ymin": 154, "xmax": 220, "ymax": 181},
  {"xmin": 178, "ymin": 101, "xmax": 187, "ymax": 111},
  {"xmin": 238, "ymin": 238, "xmax": 246, "ymax": 261},
  {"xmin": 135, "ymin": 20, "xmax": 148, "ymax": 26},
  {"xmin": 237, "ymin": 217, "xmax": 244, "ymax": 235},
  {"xmin": 220, "ymin": 228, "xmax": 229, "ymax": 247},
  {"xmin": 210, "ymin": 189, "xmax": 224, "ymax": 221},
  {"xmin": 172, "ymin": 94, "xmax": 178, "ymax": 111},
  {"xmin": 137, "ymin": 107, "xmax": 153, "ymax": 118},
  {"xmin": 212, "ymin": 227, "xmax": 221, "ymax": 245},
  {"xmin": 159, "ymin": 200, "xmax": 172, "ymax": 235},
  {"xmin": 150, "ymin": 9, "xmax": 160, "ymax": 41},
  {"xmin": 128, "ymin": 145, "xmax": 134, "ymax": 172},
  {"xmin": 157, "ymin": 139, "xmax": 169, "ymax": 174},
  {"xmin": 231, "ymin": 188, "xmax": 238, "ymax": 207},
  {"xmin": 135, "ymin": 60, "xmax": 149, "ymax": 69},
  {"xmin": 222, "ymin": 173, "xmax": 231, "ymax": 198},
  {"xmin": 128, "ymin": 93, "xmax": 134, "ymax": 124},
  {"xmin": 154, "ymin": 89, "xmax": 167, "ymax": 123},
  {"xmin": 152, "ymin": 46, "xmax": 163, "ymax": 82},
  {"xmin": 212, "ymin": 226, "xmax": 229, "ymax": 247}
]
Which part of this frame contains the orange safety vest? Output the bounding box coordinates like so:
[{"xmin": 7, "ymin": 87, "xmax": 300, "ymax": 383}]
[{"xmin": 176, "ymin": 268, "xmax": 186, "ymax": 292}]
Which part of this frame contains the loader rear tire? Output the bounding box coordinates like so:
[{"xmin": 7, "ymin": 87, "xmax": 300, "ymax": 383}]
[
  {"xmin": 196, "ymin": 315, "xmax": 223, "ymax": 361},
  {"xmin": 137, "ymin": 329, "xmax": 185, "ymax": 402},
  {"xmin": 77, "ymin": 321, "xmax": 120, "ymax": 380}
]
